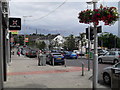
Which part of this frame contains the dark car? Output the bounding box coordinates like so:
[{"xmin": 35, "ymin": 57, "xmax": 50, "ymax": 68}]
[
  {"xmin": 64, "ymin": 51, "xmax": 78, "ymax": 59},
  {"xmin": 46, "ymin": 53, "xmax": 64, "ymax": 65},
  {"xmin": 26, "ymin": 49, "xmax": 37, "ymax": 57}
]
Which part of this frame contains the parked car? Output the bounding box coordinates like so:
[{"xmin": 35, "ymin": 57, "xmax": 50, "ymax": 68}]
[
  {"xmin": 46, "ymin": 53, "xmax": 64, "ymax": 65},
  {"xmin": 98, "ymin": 51, "xmax": 120, "ymax": 64},
  {"xmin": 101, "ymin": 62, "xmax": 120, "ymax": 84},
  {"xmin": 98, "ymin": 50, "xmax": 108, "ymax": 56},
  {"xmin": 64, "ymin": 51, "xmax": 78, "ymax": 59},
  {"xmin": 26, "ymin": 49, "xmax": 37, "ymax": 57},
  {"xmin": 73, "ymin": 50, "xmax": 84, "ymax": 56}
]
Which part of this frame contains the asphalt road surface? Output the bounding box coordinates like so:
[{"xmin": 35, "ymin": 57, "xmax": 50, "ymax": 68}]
[
  {"xmin": 33, "ymin": 56, "xmax": 113, "ymax": 87},
  {"xmin": 65, "ymin": 58, "xmax": 113, "ymax": 87}
]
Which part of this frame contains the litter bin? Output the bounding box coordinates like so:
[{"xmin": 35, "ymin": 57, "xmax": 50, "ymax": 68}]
[
  {"xmin": 111, "ymin": 68, "xmax": 120, "ymax": 90},
  {"xmin": 86, "ymin": 52, "xmax": 93, "ymax": 59},
  {"xmin": 41, "ymin": 54, "xmax": 46, "ymax": 66}
]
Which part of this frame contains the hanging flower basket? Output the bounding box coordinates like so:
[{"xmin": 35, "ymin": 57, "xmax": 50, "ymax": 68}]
[{"xmin": 78, "ymin": 5, "xmax": 119, "ymax": 25}]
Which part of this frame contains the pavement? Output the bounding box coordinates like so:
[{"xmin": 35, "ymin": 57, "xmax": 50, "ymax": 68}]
[{"xmin": 3, "ymin": 50, "xmax": 111, "ymax": 89}]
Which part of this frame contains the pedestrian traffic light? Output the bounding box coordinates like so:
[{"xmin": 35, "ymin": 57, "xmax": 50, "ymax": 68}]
[{"xmin": 90, "ymin": 27, "xmax": 94, "ymax": 40}]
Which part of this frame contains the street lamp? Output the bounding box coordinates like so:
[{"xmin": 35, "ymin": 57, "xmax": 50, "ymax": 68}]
[
  {"xmin": 23, "ymin": 15, "xmax": 32, "ymax": 46},
  {"xmin": 86, "ymin": 0, "xmax": 99, "ymax": 89}
]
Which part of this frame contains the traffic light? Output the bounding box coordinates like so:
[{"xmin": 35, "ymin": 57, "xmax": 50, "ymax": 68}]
[
  {"xmin": 90, "ymin": 27, "xmax": 94, "ymax": 40},
  {"xmin": 86, "ymin": 27, "xmax": 94, "ymax": 40}
]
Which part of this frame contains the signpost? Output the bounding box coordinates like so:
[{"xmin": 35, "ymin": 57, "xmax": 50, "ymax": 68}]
[{"xmin": 9, "ymin": 18, "xmax": 21, "ymax": 30}]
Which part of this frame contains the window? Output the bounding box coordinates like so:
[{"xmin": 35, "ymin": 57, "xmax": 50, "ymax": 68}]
[
  {"xmin": 109, "ymin": 52, "xmax": 115, "ymax": 55},
  {"xmin": 115, "ymin": 63, "xmax": 120, "ymax": 68}
]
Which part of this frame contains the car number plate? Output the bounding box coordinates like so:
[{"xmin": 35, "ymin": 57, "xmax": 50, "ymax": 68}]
[{"xmin": 57, "ymin": 58, "xmax": 61, "ymax": 60}]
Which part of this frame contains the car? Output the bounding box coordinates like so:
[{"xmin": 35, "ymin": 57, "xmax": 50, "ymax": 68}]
[
  {"xmin": 64, "ymin": 51, "xmax": 78, "ymax": 59},
  {"xmin": 101, "ymin": 62, "xmax": 120, "ymax": 84},
  {"xmin": 73, "ymin": 50, "xmax": 84, "ymax": 56},
  {"xmin": 98, "ymin": 51, "xmax": 120, "ymax": 64},
  {"xmin": 46, "ymin": 53, "xmax": 65, "ymax": 65},
  {"xmin": 26, "ymin": 49, "xmax": 37, "ymax": 57},
  {"xmin": 98, "ymin": 50, "xmax": 108, "ymax": 56}
]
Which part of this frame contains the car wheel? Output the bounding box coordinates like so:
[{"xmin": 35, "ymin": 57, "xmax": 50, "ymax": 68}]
[
  {"xmin": 103, "ymin": 73, "xmax": 111, "ymax": 84},
  {"xmin": 98, "ymin": 58, "xmax": 102, "ymax": 63},
  {"xmin": 114, "ymin": 59, "xmax": 118, "ymax": 64}
]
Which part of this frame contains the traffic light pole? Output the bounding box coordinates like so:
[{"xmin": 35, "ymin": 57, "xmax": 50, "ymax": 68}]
[
  {"xmin": 23, "ymin": 18, "xmax": 26, "ymax": 46},
  {"xmin": 88, "ymin": 26, "xmax": 90, "ymax": 71},
  {"xmin": 93, "ymin": 2, "xmax": 98, "ymax": 89}
]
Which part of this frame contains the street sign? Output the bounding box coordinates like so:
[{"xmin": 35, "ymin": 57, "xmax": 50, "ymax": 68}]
[
  {"xmin": 9, "ymin": 30, "xmax": 19, "ymax": 35},
  {"xmin": 25, "ymin": 38, "xmax": 29, "ymax": 42},
  {"xmin": 9, "ymin": 18, "xmax": 21, "ymax": 30}
]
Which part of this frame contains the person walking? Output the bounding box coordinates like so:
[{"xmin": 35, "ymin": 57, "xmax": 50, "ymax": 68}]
[
  {"xmin": 37, "ymin": 50, "xmax": 43, "ymax": 66},
  {"xmin": 17, "ymin": 50, "xmax": 20, "ymax": 56}
]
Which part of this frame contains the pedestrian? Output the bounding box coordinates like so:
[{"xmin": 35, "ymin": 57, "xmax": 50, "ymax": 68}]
[
  {"xmin": 17, "ymin": 50, "xmax": 21, "ymax": 56},
  {"xmin": 38, "ymin": 50, "xmax": 43, "ymax": 66}
]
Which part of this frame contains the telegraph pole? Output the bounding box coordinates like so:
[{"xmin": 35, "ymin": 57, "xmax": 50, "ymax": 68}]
[
  {"xmin": 88, "ymin": 26, "xmax": 90, "ymax": 71},
  {"xmin": 23, "ymin": 16, "xmax": 32, "ymax": 46}
]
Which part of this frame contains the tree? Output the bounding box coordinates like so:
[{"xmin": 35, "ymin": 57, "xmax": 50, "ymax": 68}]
[
  {"xmin": 36, "ymin": 41, "xmax": 46, "ymax": 50},
  {"xmin": 14, "ymin": 35, "xmax": 24, "ymax": 45},
  {"xmin": 63, "ymin": 34, "xmax": 76, "ymax": 51},
  {"xmin": 98, "ymin": 32, "xmax": 120, "ymax": 49}
]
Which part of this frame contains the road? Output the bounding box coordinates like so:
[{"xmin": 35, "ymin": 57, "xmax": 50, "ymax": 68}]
[{"xmin": 64, "ymin": 58, "xmax": 113, "ymax": 87}]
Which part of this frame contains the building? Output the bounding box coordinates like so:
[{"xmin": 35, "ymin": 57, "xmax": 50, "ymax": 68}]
[
  {"xmin": 118, "ymin": 1, "xmax": 120, "ymax": 37},
  {"xmin": 35, "ymin": 34, "xmax": 60, "ymax": 50},
  {"xmin": 0, "ymin": 0, "xmax": 9, "ymax": 89}
]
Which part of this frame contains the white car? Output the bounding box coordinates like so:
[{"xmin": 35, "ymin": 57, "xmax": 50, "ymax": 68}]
[
  {"xmin": 101, "ymin": 62, "xmax": 120, "ymax": 84},
  {"xmin": 98, "ymin": 51, "xmax": 120, "ymax": 64}
]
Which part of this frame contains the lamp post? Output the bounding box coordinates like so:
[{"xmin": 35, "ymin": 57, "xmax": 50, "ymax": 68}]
[
  {"xmin": 86, "ymin": 0, "xmax": 99, "ymax": 89},
  {"xmin": 23, "ymin": 16, "xmax": 32, "ymax": 46}
]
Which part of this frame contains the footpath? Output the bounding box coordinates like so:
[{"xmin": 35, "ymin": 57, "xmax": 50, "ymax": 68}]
[{"xmin": 4, "ymin": 51, "xmax": 111, "ymax": 89}]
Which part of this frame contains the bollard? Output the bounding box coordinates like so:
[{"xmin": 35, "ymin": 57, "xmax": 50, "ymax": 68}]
[
  {"xmin": 42, "ymin": 54, "xmax": 46, "ymax": 66},
  {"xmin": 81, "ymin": 62, "xmax": 84, "ymax": 76},
  {"xmin": 52, "ymin": 58, "xmax": 54, "ymax": 66},
  {"xmin": 38, "ymin": 56, "xmax": 41, "ymax": 66},
  {"xmin": 64, "ymin": 58, "xmax": 67, "ymax": 67}
]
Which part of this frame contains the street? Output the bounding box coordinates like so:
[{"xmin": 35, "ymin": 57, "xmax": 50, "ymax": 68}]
[{"xmin": 64, "ymin": 58, "xmax": 113, "ymax": 87}]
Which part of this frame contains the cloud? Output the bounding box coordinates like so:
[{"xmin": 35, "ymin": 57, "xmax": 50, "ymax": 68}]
[{"xmin": 9, "ymin": 1, "xmax": 119, "ymax": 36}]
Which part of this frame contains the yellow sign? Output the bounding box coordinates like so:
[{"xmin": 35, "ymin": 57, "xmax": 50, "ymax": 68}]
[{"xmin": 9, "ymin": 30, "xmax": 19, "ymax": 34}]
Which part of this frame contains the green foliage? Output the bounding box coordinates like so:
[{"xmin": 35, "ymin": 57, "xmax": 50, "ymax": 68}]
[
  {"xmin": 63, "ymin": 34, "xmax": 76, "ymax": 51},
  {"xmin": 36, "ymin": 41, "xmax": 46, "ymax": 50},
  {"xmin": 14, "ymin": 35, "xmax": 24, "ymax": 45},
  {"xmin": 98, "ymin": 32, "xmax": 120, "ymax": 49}
]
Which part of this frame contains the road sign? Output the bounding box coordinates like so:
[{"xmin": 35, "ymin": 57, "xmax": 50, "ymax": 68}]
[
  {"xmin": 9, "ymin": 18, "xmax": 21, "ymax": 30},
  {"xmin": 25, "ymin": 38, "xmax": 29, "ymax": 42}
]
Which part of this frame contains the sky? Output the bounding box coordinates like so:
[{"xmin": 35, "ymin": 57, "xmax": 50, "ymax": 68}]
[{"xmin": 9, "ymin": 0, "xmax": 120, "ymax": 36}]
